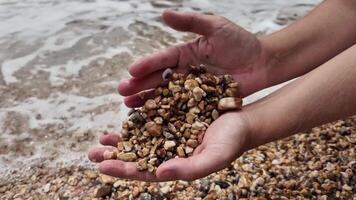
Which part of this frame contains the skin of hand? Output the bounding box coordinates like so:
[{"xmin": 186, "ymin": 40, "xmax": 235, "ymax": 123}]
[
  {"xmin": 260, "ymin": 0, "xmax": 356, "ymax": 87},
  {"xmin": 243, "ymin": 44, "xmax": 356, "ymax": 150},
  {"xmin": 118, "ymin": 9, "xmax": 273, "ymax": 103},
  {"xmin": 88, "ymin": 9, "xmax": 267, "ymax": 181}
]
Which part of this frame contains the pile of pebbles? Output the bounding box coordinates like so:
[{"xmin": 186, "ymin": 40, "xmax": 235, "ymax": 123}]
[
  {"xmin": 1, "ymin": 116, "xmax": 354, "ymax": 199},
  {"xmin": 103, "ymin": 65, "xmax": 242, "ymax": 172}
]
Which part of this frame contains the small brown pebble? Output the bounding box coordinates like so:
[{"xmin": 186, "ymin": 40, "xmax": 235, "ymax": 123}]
[
  {"xmin": 94, "ymin": 185, "xmax": 111, "ymax": 198},
  {"xmin": 211, "ymin": 109, "xmax": 219, "ymax": 120},
  {"xmin": 84, "ymin": 170, "xmax": 97, "ymax": 179},
  {"xmin": 123, "ymin": 141, "xmax": 133, "ymax": 152},
  {"xmin": 225, "ymin": 87, "xmax": 237, "ymax": 97},
  {"xmin": 177, "ymin": 146, "xmax": 186, "ymax": 157},
  {"xmin": 186, "ymin": 139, "xmax": 198, "ymax": 148},
  {"xmin": 136, "ymin": 159, "xmax": 148, "ymax": 171},
  {"xmin": 184, "ymin": 79, "xmax": 199, "ymax": 91},
  {"xmin": 145, "ymin": 121, "xmax": 162, "ymax": 137},
  {"xmin": 144, "ymin": 99, "xmax": 157, "ymax": 110},
  {"xmin": 186, "ymin": 113, "xmax": 196, "ymax": 124},
  {"xmin": 192, "ymin": 87, "xmax": 206, "ymax": 101},
  {"xmin": 117, "ymin": 152, "xmax": 137, "ymax": 162},
  {"xmin": 192, "ymin": 121, "xmax": 205, "ymax": 130},
  {"xmin": 185, "ymin": 146, "xmax": 194, "ymax": 154},
  {"xmin": 218, "ymin": 97, "xmax": 242, "ymax": 111},
  {"xmin": 100, "ymin": 174, "xmax": 116, "ymax": 184},
  {"xmin": 164, "ymin": 140, "xmax": 176, "ymax": 150}
]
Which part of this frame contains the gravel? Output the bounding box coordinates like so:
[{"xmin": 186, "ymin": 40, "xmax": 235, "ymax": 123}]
[{"xmin": 1, "ymin": 116, "xmax": 355, "ymax": 199}]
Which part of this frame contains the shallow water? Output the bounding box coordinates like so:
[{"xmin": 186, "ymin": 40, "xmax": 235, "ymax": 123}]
[{"xmin": 0, "ymin": 0, "xmax": 320, "ymax": 177}]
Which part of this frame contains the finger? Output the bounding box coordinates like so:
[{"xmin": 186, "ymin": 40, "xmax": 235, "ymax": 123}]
[
  {"xmin": 98, "ymin": 160, "xmax": 159, "ymax": 182},
  {"xmin": 162, "ymin": 10, "xmax": 220, "ymax": 36},
  {"xmin": 88, "ymin": 146, "xmax": 118, "ymax": 163},
  {"xmin": 129, "ymin": 47, "xmax": 180, "ymax": 78},
  {"xmin": 100, "ymin": 133, "xmax": 121, "ymax": 147},
  {"xmin": 156, "ymin": 146, "xmax": 230, "ymax": 181},
  {"xmin": 123, "ymin": 89, "xmax": 156, "ymax": 108},
  {"xmin": 118, "ymin": 70, "xmax": 166, "ymax": 96}
]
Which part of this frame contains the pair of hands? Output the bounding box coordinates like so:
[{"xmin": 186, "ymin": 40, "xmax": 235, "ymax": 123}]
[{"xmin": 89, "ymin": 10, "xmax": 273, "ymax": 181}]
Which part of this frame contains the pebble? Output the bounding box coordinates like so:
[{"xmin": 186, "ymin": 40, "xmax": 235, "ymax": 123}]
[
  {"xmin": 185, "ymin": 146, "xmax": 194, "ymax": 154},
  {"xmin": 139, "ymin": 192, "xmax": 152, "ymax": 200},
  {"xmin": 215, "ymin": 181, "xmax": 230, "ymax": 189},
  {"xmin": 218, "ymin": 97, "xmax": 242, "ymax": 111},
  {"xmin": 100, "ymin": 174, "xmax": 116, "ymax": 184},
  {"xmin": 192, "ymin": 87, "xmax": 206, "ymax": 101},
  {"xmin": 145, "ymin": 121, "xmax": 162, "ymax": 137},
  {"xmin": 177, "ymin": 146, "xmax": 186, "ymax": 157},
  {"xmin": 192, "ymin": 121, "xmax": 205, "ymax": 130},
  {"xmin": 164, "ymin": 140, "xmax": 176, "ymax": 150},
  {"xmin": 42, "ymin": 183, "xmax": 51, "ymax": 193},
  {"xmin": 144, "ymin": 99, "xmax": 157, "ymax": 110},
  {"xmin": 211, "ymin": 109, "xmax": 219, "ymax": 120},
  {"xmin": 94, "ymin": 185, "xmax": 111, "ymax": 198},
  {"xmin": 123, "ymin": 141, "xmax": 133, "ymax": 152},
  {"xmin": 117, "ymin": 152, "xmax": 137, "ymax": 162},
  {"xmin": 184, "ymin": 79, "xmax": 199, "ymax": 91},
  {"xmin": 187, "ymin": 139, "xmax": 198, "ymax": 148},
  {"xmin": 162, "ymin": 68, "xmax": 173, "ymax": 81}
]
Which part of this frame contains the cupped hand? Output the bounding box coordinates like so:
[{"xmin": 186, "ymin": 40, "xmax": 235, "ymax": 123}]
[
  {"xmin": 119, "ymin": 10, "xmax": 272, "ymax": 108},
  {"xmin": 88, "ymin": 112, "xmax": 250, "ymax": 181}
]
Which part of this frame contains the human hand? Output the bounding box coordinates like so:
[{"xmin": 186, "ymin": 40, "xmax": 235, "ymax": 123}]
[
  {"xmin": 88, "ymin": 112, "xmax": 250, "ymax": 181},
  {"xmin": 119, "ymin": 10, "xmax": 272, "ymax": 107}
]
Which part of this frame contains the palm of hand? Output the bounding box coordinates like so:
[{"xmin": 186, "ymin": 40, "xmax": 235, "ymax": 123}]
[
  {"xmin": 88, "ymin": 112, "xmax": 249, "ymax": 181},
  {"xmin": 88, "ymin": 10, "xmax": 258, "ymax": 181}
]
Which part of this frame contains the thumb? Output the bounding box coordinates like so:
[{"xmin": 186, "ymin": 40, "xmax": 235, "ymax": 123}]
[{"xmin": 162, "ymin": 10, "xmax": 219, "ymax": 36}]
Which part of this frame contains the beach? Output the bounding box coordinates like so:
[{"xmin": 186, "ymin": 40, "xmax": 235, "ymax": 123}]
[{"xmin": 1, "ymin": 0, "xmax": 355, "ymax": 199}]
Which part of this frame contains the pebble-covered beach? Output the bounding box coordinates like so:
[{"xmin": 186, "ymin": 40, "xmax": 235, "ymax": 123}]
[
  {"xmin": 1, "ymin": 117, "xmax": 355, "ymax": 199},
  {"xmin": 1, "ymin": 0, "xmax": 355, "ymax": 199}
]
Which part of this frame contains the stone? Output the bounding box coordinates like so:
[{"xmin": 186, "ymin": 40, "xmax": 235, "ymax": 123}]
[
  {"xmin": 211, "ymin": 109, "xmax": 219, "ymax": 120},
  {"xmin": 100, "ymin": 174, "xmax": 116, "ymax": 184},
  {"xmin": 117, "ymin": 152, "xmax": 137, "ymax": 162},
  {"xmin": 184, "ymin": 79, "xmax": 199, "ymax": 91},
  {"xmin": 185, "ymin": 146, "xmax": 194, "ymax": 154},
  {"xmin": 192, "ymin": 87, "xmax": 206, "ymax": 101},
  {"xmin": 136, "ymin": 159, "xmax": 148, "ymax": 171},
  {"xmin": 218, "ymin": 97, "xmax": 242, "ymax": 111},
  {"xmin": 144, "ymin": 99, "xmax": 157, "ymax": 110},
  {"xmin": 162, "ymin": 68, "xmax": 173, "ymax": 81},
  {"xmin": 177, "ymin": 146, "xmax": 186, "ymax": 157},
  {"xmin": 94, "ymin": 185, "xmax": 111, "ymax": 198},
  {"xmin": 186, "ymin": 113, "xmax": 196, "ymax": 124},
  {"xmin": 225, "ymin": 87, "xmax": 237, "ymax": 97},
  {"xmin": 164, "ymin": 140, "xmax": 176, "ymax": 150},
  {"xmin": 192, "ymin": 121, "xmax": 205, "ymax": 130},
  {"xmin": 145, "ymin": 121, "xmax": 162, "ymax": 137},
  {"xmin": 123, "ymin": 141, "xmax": 133, "ymax": 152},
  {"xmin": 139, "ymin": 192, "xmax": 152, "ymax": 200},
  {"xmin": 186, "ymin": 139, "xmax": 198, "ymax": 148},
  {"xmin": 215, "ymin": 181, "xmax": 230, "ymax": 189}
]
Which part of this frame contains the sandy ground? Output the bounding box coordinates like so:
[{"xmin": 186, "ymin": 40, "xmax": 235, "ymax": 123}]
[{"xmin": 1, "ymin": 0, "xmax": 355, "ymax": 199}]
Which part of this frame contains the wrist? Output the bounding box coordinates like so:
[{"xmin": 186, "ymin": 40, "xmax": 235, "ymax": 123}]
[{"xmin": 257, "ymin": 34, "xmax": 285, "ymax": 87}]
